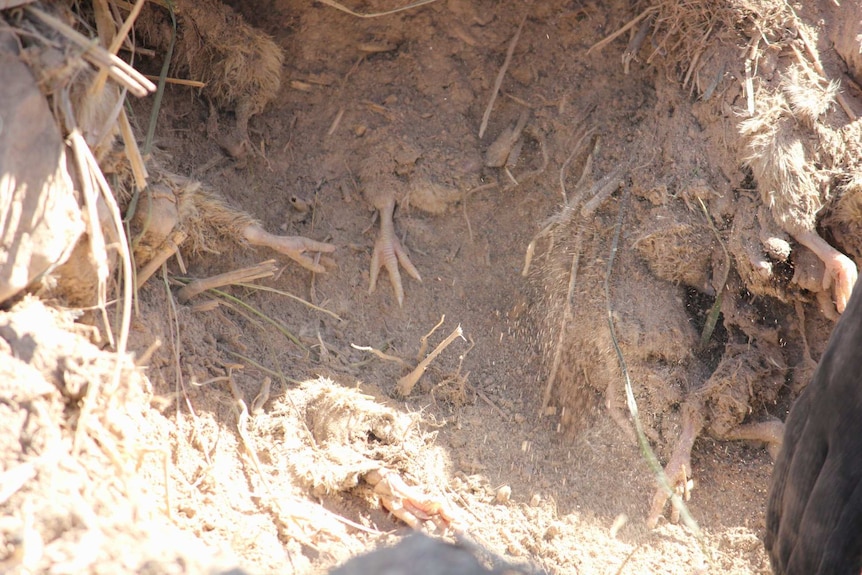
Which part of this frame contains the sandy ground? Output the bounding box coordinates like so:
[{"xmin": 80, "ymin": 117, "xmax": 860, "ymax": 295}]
[{"xmin": 7, "ymin": 0, "xmax": 862, "ymax": 573}]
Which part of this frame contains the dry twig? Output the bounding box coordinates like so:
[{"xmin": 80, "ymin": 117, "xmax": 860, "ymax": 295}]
[
  {"xmin": 176, "ymin": 261, "xmax": 278, "ymax": 303},
  {"xmin": 397, "ymin": 325, "xmax": 465, "ymax": 397}
]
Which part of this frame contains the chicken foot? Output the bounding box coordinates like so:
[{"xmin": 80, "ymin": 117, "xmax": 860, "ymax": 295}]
[
  {"xmin": 647, "ymin": 400, "xmax": 705, "ymax": 528},
  {"xmin": 368, "ymin": 195, "xmax": 422, "ymax": 307},
  {"xmin": 793, "ymin": 228, "xmax": 858, "ymax": 315},
  {"xmin": 242, "ymin": 223, "xmax": 334, "ymax": 274}
]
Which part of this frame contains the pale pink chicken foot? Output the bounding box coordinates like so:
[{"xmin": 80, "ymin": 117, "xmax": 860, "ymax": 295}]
[
  {"xmin": 723, "ymin": 419, "xmax": 785, "ymax": 460},
  {"xmin": 792, "ymin": 229, "xmax": 858, "ymax": 314},
  {"xmin": 369, "ymin": 195, "xmax": 422, "ymax": 307},
  {"xmin": 242, "ymin": 224, "xmax": 334, "ymax": 273},
  {"xmin": 647, "ymin": 401, "xmax": 705, "ymax": 529}
]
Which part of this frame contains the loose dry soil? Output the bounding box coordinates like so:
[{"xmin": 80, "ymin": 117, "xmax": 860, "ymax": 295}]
[{"xmin": 6, "ymin": 0, "xmax": 862, "ymax": 573}]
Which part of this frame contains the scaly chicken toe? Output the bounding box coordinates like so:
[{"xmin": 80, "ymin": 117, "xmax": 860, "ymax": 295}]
[
  {"xmin": 369, "ymin": 196, "xmax": 422, "ymax": 306},
  {"xmin": 792, "ymin": 229, "xmax": 858, "ymax": 314},
  {"xmin": 242, "ymin": 223, "xmax": 335, "ymax": 273}
]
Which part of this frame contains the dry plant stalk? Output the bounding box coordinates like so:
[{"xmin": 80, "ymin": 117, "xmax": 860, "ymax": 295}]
[
  {"xmin": 24, "ymin": 5, "xmax": 156, "ymax": 97},
  {"xmin": 523, "ymin": 125, "xmax": 596, "ymax": 276},
  {"xmin": 136, "ymin": 230, "xmax": 188, "ymax": 288},
  {"xmin": 59, "ymin": 89, "xmax": 137, "ymax": 454},
  {"xmin": 175, "ymin": 260, "xmax": 278, "ymax": 303},
  {"xmin": 580, "ymin": 165, "xmax": 626, "ymax": 217},
  {"xmin": 397, "ymin": 324, "xmax": 465, "ymax": 397},
  {"xmin": 417, "ymin": 314, "xmax": 446, "ymax": 359}
]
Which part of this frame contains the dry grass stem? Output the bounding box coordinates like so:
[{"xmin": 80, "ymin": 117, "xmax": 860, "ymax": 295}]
[
  {"xmin": 142, "ymin": 75, "xmax": 206, "ymax": 88},
  {"xmin": 251, "ymin": 377, "xmax": 272, "ymax": 414},
  {"xmin": 89, "ymin": 0, "xmax": 147, "ymax": 96},
  {"xmin": 316, "ymin": 0, "xmax": 440, "ymax": 19},
  {"xmin": 205, "ymin": 288, "xmax": 305, "ymax": 349},
  {"xmin": 118, "ymin": 108, "xmax": 148, "ymax": 190},
  {"xmin": 65, "ymin": 121, "xmax": 112, "ymax": 346},
  {"xmin": 350, "ymin": 343, "xmax": 409, "ymax": 367},
  {"xmin": 622, "ymin": 12, "xmax": 654, "ymax": 74},
  {"xmin": 603, "ymin": 188, "xmax": 704, "ymax": 542},
  {"xmin": 587, "ymin": 7, "xmax": 658, "ymax": 55},
  {"xmin": 60, "ymin": 83, "xmax": 136, "ymax": 455},
  {"xmin": 559, "ymin": 127, "xmax": 596, "ymax": 203},
  {"xmin": 327, "ymin": 107, "xmax": 345, "ymax": 136},
  {"xmin": 225, "ymin": 350, "xmax": 303, "ymax": 385},
  {"xmin": 682, "ymin": 23, "xmax": 713, "ymax": 90},
  {"xmin": 478, "ymin": 13, "xmax": 527, "ymax": 139},
  {"xmin": 134, "ymin": 338, "xmax": 162, "ymax": 367},
  {"xmin": 581, "ymin": 165, "xmax": 626, "ymax": 217},
  {"xmin": 696, "ymin": 198, "xmax": 728, "ymax": 349},
  {"xmin": 744, "ymin": 32, "xmax": 760, "ymax": 117},
  {"xmin": 234, "ymin": 282, "xmax": 342, "ymax": 321},
  {"xmin": 25, "ymin": 6, "xmax": 155, "ymax": 97},
  {"xmin": 461, "ymin": 182, "xmax": 499, "ymax": 243}
]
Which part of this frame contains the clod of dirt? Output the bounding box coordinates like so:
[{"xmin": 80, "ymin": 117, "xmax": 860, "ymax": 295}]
[
  {"xmin": 534, "ymin": 197, "xmax": 701, "ymax": 449},
  {"xmin": 696, "ymin": 341, "xmax": 786, "ymax": 441},
  {"xmin": 0, "ymin": 297, "xmax": 243, "ymax": 574},
  {"xmin": 0, "ymin": 42, "xmax": 84, "ymax": 305},
  {"xmin": 632, "ymin": 203, "xmax": 715, "ymax": 294}
]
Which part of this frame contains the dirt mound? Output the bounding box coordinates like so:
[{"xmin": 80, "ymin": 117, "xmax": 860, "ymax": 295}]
[
  {"xmin": 533, "ymin": 0, "xmax": 862, "ymax": 528},
  {"xmin": 0, "ymin": 298, "xmax": 241, "ymax": 573}
]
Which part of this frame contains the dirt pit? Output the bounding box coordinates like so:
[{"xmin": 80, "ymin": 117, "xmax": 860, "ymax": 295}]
[{"xmin": 5, "ymin": 0, "xmax": 862, "ymax": 573}]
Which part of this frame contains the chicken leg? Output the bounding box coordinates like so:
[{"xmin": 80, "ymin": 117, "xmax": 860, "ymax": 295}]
[
  {"xmin": 647, "ymin": 400, "xmax": 705, "ymax": 528},
  {"xmin": 242, "ymin": 223, "xmax": 335, "ymax": 273},
  {"xmin": 792, "ymin": 229, "xmax": 858, "ymax": 314},
  {"xmin": 368, "ymin": 195, "xmax": 422, "ymax": 307}
]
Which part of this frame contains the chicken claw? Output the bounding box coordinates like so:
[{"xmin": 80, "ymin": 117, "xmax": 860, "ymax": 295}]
[
  {"xmin": 821, "ymin": 250, "xmax": 857, "ymax": 314},
  {"xmin": 364, "ymin": 468, "xmax": 458, "ymax": 532},
  {"xmin": 793, "ymin": 229, "xmax": 858, "ymax": 315},
  {"xmin": 647, "ymin": 402, "xmax": 705, "ymax": 528},
  {"xmin": 242, "ymin": 223, "xmax": 335, "ymax": 273},
  {"xmin": 369, "ymin": 196, "xmax": 422, "ymax": 306}
]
